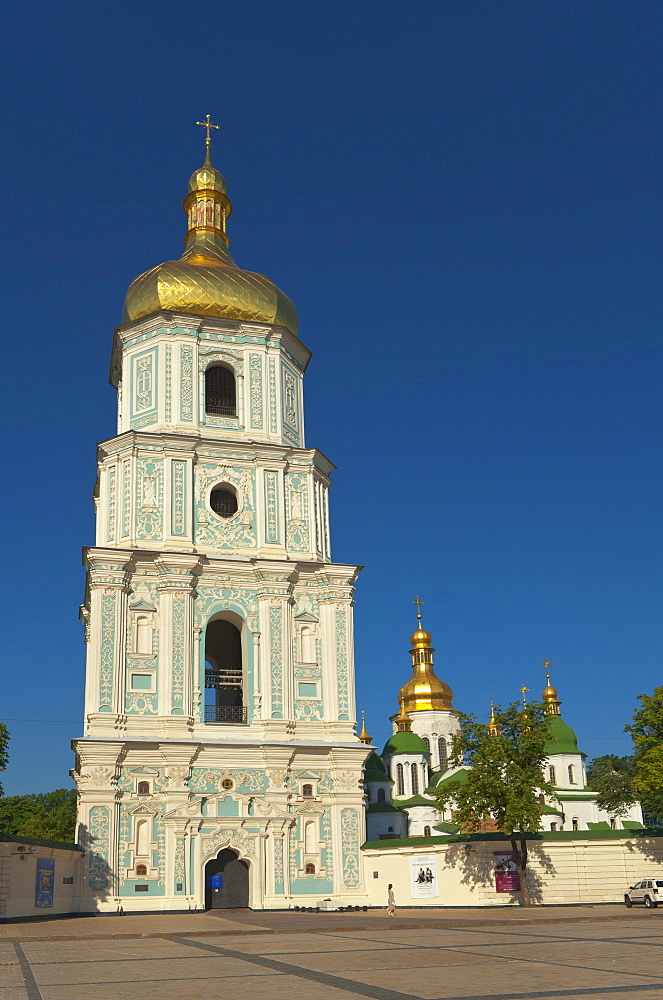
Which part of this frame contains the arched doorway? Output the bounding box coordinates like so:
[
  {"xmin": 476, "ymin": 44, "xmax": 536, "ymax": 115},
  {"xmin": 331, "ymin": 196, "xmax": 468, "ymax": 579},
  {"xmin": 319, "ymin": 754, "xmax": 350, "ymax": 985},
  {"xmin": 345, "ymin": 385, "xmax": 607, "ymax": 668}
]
[{"xmin": 204, "ymin": 848, "xmax": 249, "ymax": 909}]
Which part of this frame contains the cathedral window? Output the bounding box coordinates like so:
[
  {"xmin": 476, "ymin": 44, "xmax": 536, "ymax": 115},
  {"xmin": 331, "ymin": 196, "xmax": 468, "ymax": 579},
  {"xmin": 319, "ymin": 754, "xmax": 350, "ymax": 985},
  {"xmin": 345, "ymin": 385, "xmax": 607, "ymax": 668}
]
[
  {"xmin": 411, "ymin": 763, "xmax": 419, "ymax": 794},
  {"xmin": 572, "ymin": 818, "xmax": 579, "ymax": 831},
  {"xmin": 377, "ymin": 788, "xmax": 386, "ymax": 803},
  {"xmin": 438, "ymin": 737, "xmax": 448, "ymax": 770},
  {"xmin": 210, "ymin": 486, "xmax": 238, "ymax": 518},
  {"xmin": 204, "ymin": 617, "xmax": 245, "ymax": 723},
  {"xmin": 548, "ymin": 765, "xmax": 556, "ymax": 784},
  {"xmin": 302, "ymin": 783, "xmax": 313, "ymax": 798},
  {"xmin": 137, "ymin": 781, "xmax": 150, "ymax": 795},
  {"xmin": 221, "ymin": 778, "xmax": 234, "ymax": 791},
  {"xmin": 395, "ymin": 763, "xmax": 404, "ymax": 796},
  {"xmin": 134, "ymin": 616, "xmax": 152, "ymax": 656},
  {"xmin": 205, "ymin": 364, "xmax": 236, "ymax": 416},
  {"xmin": 135, "ymin": 864, "xmax": 147, "ymax": 876},
  {"xmin": 568, "ymin": 765, "xmax": 576, "ymax": 784},
  {"xmin": 422, "ymin": 736, "xmax": 430, "ymax": 752},
  {"xmin": 550, "ymin": 822, "xmax": 557, "ymax": 831},
  {"xmin": 305, "ymin": 863, "xmax": 316, "ymax": 875},
  {"xmin": 424, "ymin": 825, "xmax": 431, "ymax": 837}
]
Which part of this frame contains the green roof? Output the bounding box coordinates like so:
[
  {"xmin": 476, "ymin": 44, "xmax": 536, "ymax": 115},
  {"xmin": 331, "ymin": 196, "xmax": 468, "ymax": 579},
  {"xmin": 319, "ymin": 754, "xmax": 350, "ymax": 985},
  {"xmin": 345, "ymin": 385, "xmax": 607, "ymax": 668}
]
[
  {"xmin": 545, "ymin": 714, "xmax": 580, "ymax": 755},
  {"xmin": 365, "ymin": 750, "xmax": 393, "ymax": 783},
  {"xmin": 392, "ymin": 795, "xmax": 433, "ymax": 808},
  {"xmin": 433, "ymin": 767, "xmax": 470, "ymax": 788},
  {"xmin": 587, "ymin": 821, "xmax": 611, "ymax": 830},
  {"xmin": 367, "ymin": 802, "xmax": 406, "ymax": 813},
  {"xmin": 433, "ymin": 822, "xmax": 461, "ymax": 834},
  {"xmin": 382, "ymin": 730, "xmax": 429, "ymax": 756},
  {"xmin": 0, "ymin": 832, "xmax": 82, "ymax": 852},
  {"xmin": 623, "ymin": 820, "xmax": 645, "ymax": 829}
]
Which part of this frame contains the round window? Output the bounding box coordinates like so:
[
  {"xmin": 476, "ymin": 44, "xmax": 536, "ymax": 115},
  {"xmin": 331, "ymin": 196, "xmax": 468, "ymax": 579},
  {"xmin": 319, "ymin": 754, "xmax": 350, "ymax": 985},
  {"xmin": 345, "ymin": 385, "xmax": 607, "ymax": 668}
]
[
  {"xmin": 210, "ymin": 487, "xmax": 238, "ymax": 518},
  {"xmin": 221, "ymin": 778, "xmax": 234, "ymax": 790}
]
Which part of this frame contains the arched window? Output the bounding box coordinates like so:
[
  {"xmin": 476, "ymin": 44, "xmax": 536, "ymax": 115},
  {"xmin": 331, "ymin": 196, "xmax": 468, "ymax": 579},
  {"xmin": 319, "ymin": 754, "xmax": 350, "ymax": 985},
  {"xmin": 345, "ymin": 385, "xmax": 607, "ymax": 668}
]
[
  {"xmin": 137, "ymin": 781, "xmax": 150, "ymax": 795},
  {"xmin": 205, "ymin": 365, "xmax": 236, "ymax": 416},
  {"xmin": 377, "ymin": 788, "xmax": 386, "ymax": 803},
  {"xmin": 550, "ymin": 822, "xmax": 557, "ymax": 832},
  {"xmin": 135, "ymin": 616, "xmax": 152, "ymax": 655},
  {"xmin": 538, "ymin": 793, "xmax": 545, "ymax": 806},
  {"xmin": 210, "ymin": 487, "xmax": 238, "ymax": 518},
  {"xmin": 568, "ymin": 765, "xmax": 575, "ymax": 784},
  {"xmin": 549, "ymin": 765, "xmax": 556, "ymax": 784},
  {"xmin": 135, "ymin": 819, "xmax": 149, "ymax": 857},
  {"xmin": 422, "ymin": 736, "xmax": 430, "ymax": 752},
  {"xmin": 304, "ymin": 821, "xmax": 317, "ymax": 854},
  {"xmin": 424, "ymin": 826, "xmax": 431, "ymax": 837},
  {"xmin": 572, "ymin": 817, "xmax": 579, "ymax": 831},
  {"xmin": 411, "ymin": 762, "xmax": 419, "ymax": 795},
  {"xmin": 135, "ymin": 864, "xmax": 147, "ymax": 876},
  {"xmin": 304, "ymin": 862, "xmax": 316, "ymax": 875},
  {"xmin": 205, "ymin": 618, "xmax": 244, "ymax": 723},
  {"xmin": 438, "ymin": 737, "xmax": 448, "ymax": 769},
  {"xmin": 396, "ymin": 763, "xmax": 404, "ymax": 796},
  {"xmin": 302, "ymin": 783, "xmax": 313, "ymax": 798},
  {"xmin": 610, "ymin": 817, "xmax": 617, "ymax": 829}
]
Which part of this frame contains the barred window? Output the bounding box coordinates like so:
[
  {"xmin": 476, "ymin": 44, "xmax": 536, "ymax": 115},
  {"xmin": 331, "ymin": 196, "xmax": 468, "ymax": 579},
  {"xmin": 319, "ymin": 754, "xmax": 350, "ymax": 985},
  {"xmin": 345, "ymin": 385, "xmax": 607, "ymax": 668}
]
[
  {"xmin": 136, "ymin": 864, "xmax": 147, "ymax": 876},
  {"xmin": 377, "ymin": 788, "xmax": 386, "ymax": 803},
  {"xmin": 396, "ymin": 763, "xmax": 404, "ymax": 796},
  {"xmin": 411, "ymin": 762, "xmax": 419, "ymax": 794},
  {"xmin": 205, "ymin": 365, "xmax": 236, "ymax": 416},
  {"xmin": 210, "ymin": 487, "xmax": 238, "ymax": 518},
  {"xmin": 137, "ymin": 781, "xmax": 150, "ymax": 795},
  {"xmin": 438, "ymin": 737, "xmax": 448, "ymax": 768}
]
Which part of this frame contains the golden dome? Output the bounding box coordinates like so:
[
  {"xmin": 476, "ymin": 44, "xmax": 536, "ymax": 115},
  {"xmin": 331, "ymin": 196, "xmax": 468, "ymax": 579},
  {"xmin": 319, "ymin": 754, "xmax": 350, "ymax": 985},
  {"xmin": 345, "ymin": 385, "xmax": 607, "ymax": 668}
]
[
  {"xmin": 541, "ymin": 659, "xmax": 561, "ymax": 716},
  {"xmin": 397, "ymin": 600, "xmax": 455, "ymax": 713},
  {"xmin": 121, "ymin": 135, "xmax": 298, "ymax": 335},
  {"xmin": 358, "ymin": 710, "xmax": 372, "ymax": 745}
]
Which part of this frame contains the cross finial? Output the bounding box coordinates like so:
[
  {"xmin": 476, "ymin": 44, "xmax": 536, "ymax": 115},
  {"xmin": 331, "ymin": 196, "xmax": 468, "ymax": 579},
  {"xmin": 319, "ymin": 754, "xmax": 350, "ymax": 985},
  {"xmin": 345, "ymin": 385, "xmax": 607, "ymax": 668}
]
[
  {"xmin": 412, "ymin": 595, "xmax": 424, "ymax": 626},
  {"xmin": 196, "ymin": 114, "xmax": 221, "ymax": 150},
  {"xmin": 542, "ymin": 658, "xmax": 552, "ymax": 681},
  {"xmin": 519, "ymin": 684, "xmax": 530, "ymax": 707}
]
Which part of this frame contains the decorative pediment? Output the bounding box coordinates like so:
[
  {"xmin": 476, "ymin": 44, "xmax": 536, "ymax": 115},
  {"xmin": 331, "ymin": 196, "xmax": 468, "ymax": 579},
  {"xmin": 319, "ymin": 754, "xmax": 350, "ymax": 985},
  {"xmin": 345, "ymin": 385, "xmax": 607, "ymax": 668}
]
[
  {"xmin": 129, "ymin": 600, "xmax": 157, "ymax": 612},
  {"xmin": 294, "ymin": 612, "xmax": 319, "ymax": 624},
  {"xmin": 129, "ymin": 803, "xmax": 159, "ymax": 816}
]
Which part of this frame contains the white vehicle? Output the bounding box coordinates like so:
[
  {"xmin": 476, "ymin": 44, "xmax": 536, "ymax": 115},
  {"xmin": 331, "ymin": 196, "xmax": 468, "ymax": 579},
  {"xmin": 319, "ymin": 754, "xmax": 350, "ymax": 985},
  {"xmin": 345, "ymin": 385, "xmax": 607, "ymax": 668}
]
[{"xmin": 624, "ymin": 879, "xmax": 663, "ymax": 908}]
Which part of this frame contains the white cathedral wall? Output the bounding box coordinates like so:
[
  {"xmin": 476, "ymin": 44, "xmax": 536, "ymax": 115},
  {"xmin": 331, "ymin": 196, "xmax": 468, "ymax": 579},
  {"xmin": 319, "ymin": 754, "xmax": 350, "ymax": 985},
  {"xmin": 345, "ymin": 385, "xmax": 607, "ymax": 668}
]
[
  {"xmin": 404, "ymin": 710, "xmax": 460, "ymax": 770},
  {"xmin": 363, "ymin": 835, "xmax": 663, "ymax": 907}
]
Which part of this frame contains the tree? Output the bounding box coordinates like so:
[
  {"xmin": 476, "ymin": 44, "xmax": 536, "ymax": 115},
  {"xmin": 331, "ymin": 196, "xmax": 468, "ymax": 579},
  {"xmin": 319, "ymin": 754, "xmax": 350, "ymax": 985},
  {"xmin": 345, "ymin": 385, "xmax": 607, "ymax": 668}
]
[
  {"xmin": 586, "ymin": 755, "xmax": 637, "ymax": 816},
  {"xmin": 626, "ymin": 687, "xmax": 663, "ymax": 822},
  {"xmin": 433, "ymin": 701, "xmax": 555, "ymax": 907},
  {"xmin": 0, "ymin": 789, "xmax": 77, "ymax": 843}
]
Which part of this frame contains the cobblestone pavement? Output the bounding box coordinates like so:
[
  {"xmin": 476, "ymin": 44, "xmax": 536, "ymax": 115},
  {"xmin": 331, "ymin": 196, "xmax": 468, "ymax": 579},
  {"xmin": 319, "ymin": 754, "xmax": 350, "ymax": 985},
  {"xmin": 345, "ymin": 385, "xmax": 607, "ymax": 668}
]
[{"xmin": 2, "ymin": 910, "xmax": 663, "ymax": 999}]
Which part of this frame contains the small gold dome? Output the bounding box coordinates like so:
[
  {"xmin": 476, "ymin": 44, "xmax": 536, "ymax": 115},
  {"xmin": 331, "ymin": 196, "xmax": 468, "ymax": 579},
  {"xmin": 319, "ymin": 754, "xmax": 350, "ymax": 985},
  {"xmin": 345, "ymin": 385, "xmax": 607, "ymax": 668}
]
[
  {"xmin": 121, "ymin": 142, "xmax": 298, "ymax": 335},
  {"xmin": 541, "ymin": 659, "xmax": 562, "ymax": 716},
  {"xmin": 411, "ymin": 628, "xmax": 433, "ymax": 647}
]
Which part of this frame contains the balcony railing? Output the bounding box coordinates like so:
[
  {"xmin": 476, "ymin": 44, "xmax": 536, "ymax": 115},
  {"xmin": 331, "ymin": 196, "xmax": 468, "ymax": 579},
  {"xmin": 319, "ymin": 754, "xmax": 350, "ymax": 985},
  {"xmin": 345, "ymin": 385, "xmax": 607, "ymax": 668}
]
[{"xmin": 204, "ymin": 705, "xmax": 248, "ymax": 724}]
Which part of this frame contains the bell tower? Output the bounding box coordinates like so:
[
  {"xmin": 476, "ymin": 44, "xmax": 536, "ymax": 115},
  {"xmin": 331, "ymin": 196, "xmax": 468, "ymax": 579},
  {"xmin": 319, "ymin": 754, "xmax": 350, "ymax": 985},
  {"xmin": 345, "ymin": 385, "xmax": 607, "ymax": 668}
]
[{"xmin": 72, "ymin": 123, "xmax": 370, "ymax": 913}]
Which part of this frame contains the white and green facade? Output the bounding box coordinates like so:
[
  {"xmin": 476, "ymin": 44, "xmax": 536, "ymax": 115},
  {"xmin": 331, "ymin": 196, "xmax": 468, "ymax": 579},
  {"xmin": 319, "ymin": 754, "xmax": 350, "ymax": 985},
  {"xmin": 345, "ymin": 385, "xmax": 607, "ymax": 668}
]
[{"xmin": 71, "ymin": 153, "xmax": 370, "ymax": 912}]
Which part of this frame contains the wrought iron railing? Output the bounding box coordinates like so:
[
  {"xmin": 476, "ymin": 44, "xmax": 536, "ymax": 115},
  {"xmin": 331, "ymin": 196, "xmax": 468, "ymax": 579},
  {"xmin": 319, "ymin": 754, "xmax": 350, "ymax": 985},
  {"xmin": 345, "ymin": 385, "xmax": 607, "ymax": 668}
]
[{"xmin": 204, "ymin": 705, "xmax": 247, "ymax": 724}]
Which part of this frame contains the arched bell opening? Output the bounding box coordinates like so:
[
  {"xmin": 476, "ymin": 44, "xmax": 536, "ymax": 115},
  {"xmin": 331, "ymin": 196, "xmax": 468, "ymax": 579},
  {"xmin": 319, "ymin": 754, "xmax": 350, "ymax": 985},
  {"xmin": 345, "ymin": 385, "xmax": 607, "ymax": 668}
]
[
  {"xmin": 204, "ymin": 847, "xmax": 250, "ymax": 909},
  {"xmin": 204, "ymin": 612, "xmax": 246, "ymax": 724}
]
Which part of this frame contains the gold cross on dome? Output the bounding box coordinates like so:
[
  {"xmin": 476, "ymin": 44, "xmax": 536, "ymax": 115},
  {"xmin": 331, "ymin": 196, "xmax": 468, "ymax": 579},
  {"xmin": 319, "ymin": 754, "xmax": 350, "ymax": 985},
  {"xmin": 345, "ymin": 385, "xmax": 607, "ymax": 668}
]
[
  {"xmin": 519, "ymin": 684, "xmax": 530, "ymax": 707},
  {"xmin": 542, "ymin": 658, "xmax": 553, "ymax": 680},
  {"xmin": 196, "ymin": 114, "xmax": 221, "ymax": 148},
  {"xmin": 412, "ymin": 595, "xmax": 424, "ymax": 624}
]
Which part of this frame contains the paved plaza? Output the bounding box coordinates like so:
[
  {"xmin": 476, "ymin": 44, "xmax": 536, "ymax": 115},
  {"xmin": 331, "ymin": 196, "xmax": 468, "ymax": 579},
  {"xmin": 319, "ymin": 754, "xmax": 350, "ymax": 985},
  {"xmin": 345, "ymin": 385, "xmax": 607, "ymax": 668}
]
[{"xmin": 1, "ymin": 907, "xmax": 663, "ymax": 1000}]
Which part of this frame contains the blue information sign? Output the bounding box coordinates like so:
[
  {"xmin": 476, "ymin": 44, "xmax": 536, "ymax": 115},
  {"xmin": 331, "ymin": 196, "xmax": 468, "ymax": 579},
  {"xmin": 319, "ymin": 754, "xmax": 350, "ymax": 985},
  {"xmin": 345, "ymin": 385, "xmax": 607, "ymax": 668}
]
[
  {"xmin": 211, "ymin": 872, "xmax": 223, "ymax": 888},
  {"xmin": 36, "ymin": 858, "xmax": 55, "ymax": 908}
]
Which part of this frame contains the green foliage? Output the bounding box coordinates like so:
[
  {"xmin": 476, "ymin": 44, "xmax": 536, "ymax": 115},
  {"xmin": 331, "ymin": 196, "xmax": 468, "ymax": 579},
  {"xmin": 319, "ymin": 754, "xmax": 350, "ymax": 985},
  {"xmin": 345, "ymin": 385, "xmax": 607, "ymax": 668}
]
[
  {"xmin": 625, "ymin": 687, "xmax": 663, "ymax": 821},
  {"xmin": 433, "ymin": 701, "xmax": 555, "ymax": 905},
  {"xmin": 0, "ymin": 789, "xmax": 78, "ymax": 843},
  {"xmin": 586, "ymin": 755, "xmax": 637, "ymax": 816}
]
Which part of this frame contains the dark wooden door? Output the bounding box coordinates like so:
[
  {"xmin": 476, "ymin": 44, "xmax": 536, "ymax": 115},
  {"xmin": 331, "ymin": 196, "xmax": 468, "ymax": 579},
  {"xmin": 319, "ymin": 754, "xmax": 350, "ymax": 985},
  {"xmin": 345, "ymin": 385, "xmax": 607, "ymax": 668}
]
[{"xmin": 204, "ymin": 850, "xmax": 249, "ymax": 909}]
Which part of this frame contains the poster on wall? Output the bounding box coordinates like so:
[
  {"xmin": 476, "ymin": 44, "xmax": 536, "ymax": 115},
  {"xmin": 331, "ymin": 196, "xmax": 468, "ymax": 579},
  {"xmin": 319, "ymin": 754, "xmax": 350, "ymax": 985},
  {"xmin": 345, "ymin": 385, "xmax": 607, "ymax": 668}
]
[
  {"xmin": 35, "ymin": 858, "xmax": 55, "ymax": 908},
  {"xmin": 410, "ymin": 855, "xmax": 439, "ymax": 899},
  {"xmin": 493, "ymin": 851, "xmax": 521, "ymax": 893}
]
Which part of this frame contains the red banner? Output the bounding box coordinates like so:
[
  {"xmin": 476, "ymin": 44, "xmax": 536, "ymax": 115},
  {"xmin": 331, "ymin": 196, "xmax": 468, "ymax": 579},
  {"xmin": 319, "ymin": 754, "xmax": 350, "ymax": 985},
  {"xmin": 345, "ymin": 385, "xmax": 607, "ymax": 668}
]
[{"xmin": 494, "ymin": 851, "xmax": 521, "ymax": 892}]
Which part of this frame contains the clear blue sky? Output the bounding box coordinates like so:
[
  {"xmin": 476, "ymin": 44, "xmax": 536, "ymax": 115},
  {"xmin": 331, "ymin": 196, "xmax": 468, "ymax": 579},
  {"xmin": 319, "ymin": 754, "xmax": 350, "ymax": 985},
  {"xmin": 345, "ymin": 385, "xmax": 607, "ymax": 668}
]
[{"xmin": 1, "ymin": 1, "xmax": 661, "ymax": 794}]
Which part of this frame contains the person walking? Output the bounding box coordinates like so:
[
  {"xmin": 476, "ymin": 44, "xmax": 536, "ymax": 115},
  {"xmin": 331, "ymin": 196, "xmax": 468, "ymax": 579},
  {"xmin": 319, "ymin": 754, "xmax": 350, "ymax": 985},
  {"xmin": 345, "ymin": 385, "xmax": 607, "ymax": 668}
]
[{"xmin": 387, "ymin": 883, "xmax": 397, "ymax": 917}]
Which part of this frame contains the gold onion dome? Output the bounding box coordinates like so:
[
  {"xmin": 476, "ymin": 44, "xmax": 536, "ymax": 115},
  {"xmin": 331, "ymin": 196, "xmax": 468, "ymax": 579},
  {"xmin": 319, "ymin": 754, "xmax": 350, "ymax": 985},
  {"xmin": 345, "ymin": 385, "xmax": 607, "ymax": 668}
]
[
  {"xmin": 397, "ymin": 599, "xmax": 454, "ymax": 713},
  {"xmin": 541, "ymin": 659, "xmax": 562, "ymax": 716},
  {"xmin": 121, "ymin": 120, "xmax": 298, "ymax": 335}
]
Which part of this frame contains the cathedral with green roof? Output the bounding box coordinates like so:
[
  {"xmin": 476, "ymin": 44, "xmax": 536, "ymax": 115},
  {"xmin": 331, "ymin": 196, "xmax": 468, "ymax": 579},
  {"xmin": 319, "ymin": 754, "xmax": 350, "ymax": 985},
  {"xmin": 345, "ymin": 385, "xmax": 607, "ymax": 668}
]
[{"xmin": 361, "ymin": 618, "xmax": 644, "ymax": 840}]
